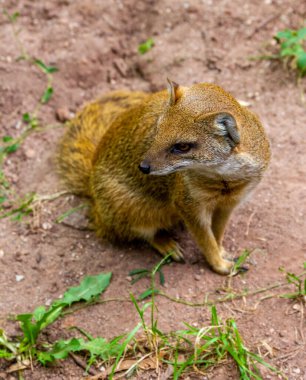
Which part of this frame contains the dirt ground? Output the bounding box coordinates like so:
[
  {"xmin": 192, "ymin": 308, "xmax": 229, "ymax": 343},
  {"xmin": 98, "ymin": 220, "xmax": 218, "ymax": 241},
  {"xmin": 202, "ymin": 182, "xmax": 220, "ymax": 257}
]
[{"xmin": 0, "ymin": 0, "xmax": 305, "ymax": 379}]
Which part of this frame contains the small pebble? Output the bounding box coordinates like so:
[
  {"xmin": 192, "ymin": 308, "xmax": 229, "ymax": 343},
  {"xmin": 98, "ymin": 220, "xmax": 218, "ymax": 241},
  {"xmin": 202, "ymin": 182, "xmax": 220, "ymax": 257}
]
[
  {"xmin": 292, "ymin": 303, "xmax": 301, "ymax": 311},
  {"xmin": 45, "ymin": 299, "xmax": 52, "ymax": 306},
  {"xmin": 126, "ymin": 276, "xmax": 132, "ymax": 282},
  {"xmin": 0, "ymin": 249, "xmax": 4, "ymax": 258},
  {"xmin": 292, "ymin": 367, "xmax": 300, "ymax": 374},
  {"xmin": 42, "ymin": 222, "xmax": 52, "ymax": 230},
  {"xmin": 16, "ymin": 275, "xmax": 24, "ymax": 282},
  {"xmin": 194, "ymin": 274, "xmax": 201, "ymax": 281},
  {"xmin": 25, "ymin": 148, "xmax": 35, "ymax": 159},
  {"xmin": 55, "ymin": 107, "xmax": 73, "ymax": 122}
]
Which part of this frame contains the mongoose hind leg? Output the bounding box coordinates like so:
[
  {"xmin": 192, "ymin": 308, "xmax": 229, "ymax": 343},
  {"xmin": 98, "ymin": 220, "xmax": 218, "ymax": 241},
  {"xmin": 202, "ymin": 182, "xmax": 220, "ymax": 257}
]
[{"xmin": 149, "ymin": 230, "xmax": 185, "ymax": 262}]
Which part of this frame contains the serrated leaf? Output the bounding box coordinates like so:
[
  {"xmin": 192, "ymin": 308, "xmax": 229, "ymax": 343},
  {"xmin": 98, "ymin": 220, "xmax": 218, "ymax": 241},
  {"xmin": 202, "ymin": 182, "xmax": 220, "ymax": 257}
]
[
  {"xmin": 59, "ymin": 272, "xmax": 112, "ymax": 306},
  {"xmin": 38, "ymin": 335, "xmax": 123, "ymax": 365},
  {"xmin": 41, "ymin": 87, "xmax": 53, "ymax": 104},
  {"xmin": 38, "ymin": 338, "xmax": 82, "ymax": 364},
  {"xmin": 79, "ymin": 337, "xmax": 122, "ymax": 360}
]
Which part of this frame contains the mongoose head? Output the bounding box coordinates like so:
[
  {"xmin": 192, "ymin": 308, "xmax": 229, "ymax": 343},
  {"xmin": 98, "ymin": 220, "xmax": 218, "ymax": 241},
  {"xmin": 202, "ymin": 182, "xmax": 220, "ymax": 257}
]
[{"xmin": 139, "ymin": 80, "xmax": 270, "ymax": 180}]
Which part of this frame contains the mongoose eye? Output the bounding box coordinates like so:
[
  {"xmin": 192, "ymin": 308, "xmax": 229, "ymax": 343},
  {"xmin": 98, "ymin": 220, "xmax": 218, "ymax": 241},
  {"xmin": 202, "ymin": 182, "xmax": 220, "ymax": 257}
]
[{"xmin": 171, "ymin": 143, "xmax": 193, "ymax": 154}]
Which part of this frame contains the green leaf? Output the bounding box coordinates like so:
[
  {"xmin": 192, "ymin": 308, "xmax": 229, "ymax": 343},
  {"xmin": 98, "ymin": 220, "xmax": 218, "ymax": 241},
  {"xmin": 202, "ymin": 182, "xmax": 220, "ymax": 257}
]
[
  {"xmin": 2, "ymin": 136, "xmax": 13, "ymax": 142},
  {"xmin": 17, "ymin": 305, "xmax": 64, "ymax": 347},
  {"xmin": 22, "ymin": 113, "xmax": 31, "ymax": 122},
  {"xmin": 275, "ymin": 29, "xmax": 294, "ymax": 40},
  {"xmin": 297, "ymin": 52, "xmax": 306, "ymax": 74},
  {"xmin": 17, "ymin": 313, "xmax": 40, "ymax": 345},
  {"xmin": 5, "ymin": 143, "xmax": 20, "ymax": 154},
  {"xmin": 129, "ymin": 268, "xmax": 149, "ymax": 276},
  {"xmin": 138, "ymin": 288, "xmax": 160, "ymax": 300},
  {"xmin": 11, "ymin": 11, "xmax": 20, "ymax": 22},
  {"xmin": 38, "ymin": 335, "xmax": 123, "ymax": 365},
  {"xmin": 297, "ymin": 27, "xmax": 306, "ymax": 40},
  {"xmin": 36, "ymin": 306, "xmax": 63, "ymax": 331},
  {"xmin": 41, "ymin": 87, "xmax": 53, "ymax": 104},
  {"xmin": 0, "ymin": 329, "xmax": 18, "ymax": 355},
  {"xmin": 32, "ymin": 306, "xmax": 47, "ymax": 322},
  {"xmin": 138, "ymin": 38, "xmax": 154, "ymax": 55},
  {"xmin": 38, "ymin": 338, "xmax": 82, "ymax": 364},
  {"xmin": 4, "ymin": 10, "xmax": 20, "ymax": 23},
  {"xmin": 59, "ymin": 272, "xmax": 112, "ymax": 306},
  {"xmin": 0, "ymin": 196, "xmax": 7, "ymax": 204},
  {"xmin": 211, "ymin": 305, "xmax": 219, "ymax": 326},
  {"xmin": 55, "ymin": 204, "xmax": 87, "ymax": 223},
  {"xmin": 159, "ymin": 269, "xmax": 165, "ymax": 286},
  {"xmin": 79, "ymin": 337, "xmax": 123, "ymax": 360},
  {"xmin": 110, "ymin": 323, "xmax": 141, "ymax": 378},
  {"xmin": 0, "ymin": 349, "xmax": 14, "ymax": 359},
  {"xmin": 232, "ymin": 249, "xmax": 250, "ymax": 274},
  {"xmin": 34, "ymin": 59, "xmax": 58, "ymax": 74},
  {"xmin": 280, "ymin": 45, "xmax": 304, "ymax": 57}
]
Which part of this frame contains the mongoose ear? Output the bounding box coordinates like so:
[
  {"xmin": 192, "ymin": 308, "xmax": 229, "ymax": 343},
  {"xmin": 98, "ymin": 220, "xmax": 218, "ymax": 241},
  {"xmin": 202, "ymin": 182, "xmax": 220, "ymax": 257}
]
[
  {"xmin": 167, "ymin": 78, "xmax": 182, "ymax": 106},
  {"xmin": 214, "ymin": 113, "xmax": 240, "ymax": 147}
]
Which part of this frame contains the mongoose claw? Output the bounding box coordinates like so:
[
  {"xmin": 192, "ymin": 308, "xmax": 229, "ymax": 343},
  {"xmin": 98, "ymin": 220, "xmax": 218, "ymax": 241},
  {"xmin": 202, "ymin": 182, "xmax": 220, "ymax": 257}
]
[
  {"xmin": 150, "ymin": 237, "xmax": 185, "ymax": 263},
  {"xmin": 170, "ymin": 247, "xmax": 185, "ymax": 262}
]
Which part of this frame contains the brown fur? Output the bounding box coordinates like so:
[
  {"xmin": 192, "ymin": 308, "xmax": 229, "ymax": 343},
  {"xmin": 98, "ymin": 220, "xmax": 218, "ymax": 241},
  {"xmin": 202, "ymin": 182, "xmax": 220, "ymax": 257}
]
[{"xmin": 57, "ymin": 81, "xmax": 271, "ymax": 274}]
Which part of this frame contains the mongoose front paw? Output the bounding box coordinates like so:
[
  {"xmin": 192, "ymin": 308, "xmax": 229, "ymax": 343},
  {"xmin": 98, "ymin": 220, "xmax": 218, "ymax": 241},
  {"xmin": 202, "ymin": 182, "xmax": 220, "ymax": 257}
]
[
  {"xmin": 218, "ymin": 250, "xmax": 249, "ymax": 275},
  {"xmin": 150, "ymin": 233, "xmax": 185, "ymax": 262},
  {"xmin": 211, "ymin": 258, "xmax": 235, "ymax": 275}
]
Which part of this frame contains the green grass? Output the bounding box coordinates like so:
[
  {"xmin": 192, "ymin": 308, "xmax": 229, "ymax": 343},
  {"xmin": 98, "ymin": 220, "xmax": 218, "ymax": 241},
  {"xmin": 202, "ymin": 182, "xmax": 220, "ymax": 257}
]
[
  {"xmin": 0, "ymin": 257, "xmax": 287, "ymax": 379},
  {"xmin": 279, "ymin": 262, "xmax": 306, "ymax": 302},
  {"xmin": 252, "ymin": 26, "xmax": 306, "ymax": 78},
  {"xmin": 138, "ymin": 38, "xmax": 154, "ymax": 54},
  {"xmin": 0, "ymin": 9, "xmax": 59, "ymax": 215},
  {"xmin": 274, "ymin": 27, "xmax": 306, "ymax": 77}
]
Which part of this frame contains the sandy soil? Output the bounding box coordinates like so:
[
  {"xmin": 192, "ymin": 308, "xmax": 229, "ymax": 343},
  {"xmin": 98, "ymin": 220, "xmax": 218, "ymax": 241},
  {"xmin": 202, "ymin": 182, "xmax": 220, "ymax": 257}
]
[{"xmin": 0, "ymin": 0, "xmax": 305, "ymax": 379}]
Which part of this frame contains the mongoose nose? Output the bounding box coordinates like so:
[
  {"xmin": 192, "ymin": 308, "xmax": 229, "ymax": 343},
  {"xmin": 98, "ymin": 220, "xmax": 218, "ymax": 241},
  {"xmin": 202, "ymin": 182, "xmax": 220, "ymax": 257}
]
[{"xmin": 138, "ymin": 161, "xmax": 151, "ymax": 174}]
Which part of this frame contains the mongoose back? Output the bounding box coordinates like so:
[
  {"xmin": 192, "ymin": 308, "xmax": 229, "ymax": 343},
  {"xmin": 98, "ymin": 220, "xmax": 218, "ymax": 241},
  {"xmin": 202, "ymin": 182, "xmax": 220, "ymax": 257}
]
[{"xmin": 58, "ymin": 80, "xmax": 271, "ymax": 274}]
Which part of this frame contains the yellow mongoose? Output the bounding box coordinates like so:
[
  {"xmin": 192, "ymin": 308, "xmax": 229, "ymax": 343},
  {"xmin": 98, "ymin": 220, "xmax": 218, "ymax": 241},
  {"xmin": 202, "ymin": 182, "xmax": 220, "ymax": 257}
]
[{"xmin": 58, "ymin": 80, "xmax": 271, "ymax": 275}]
